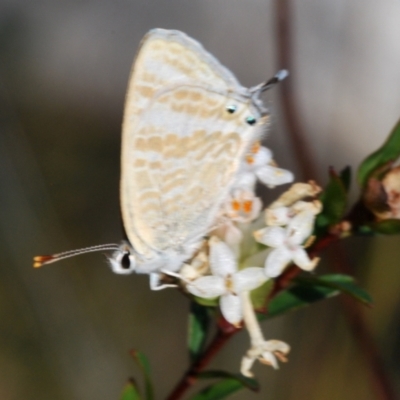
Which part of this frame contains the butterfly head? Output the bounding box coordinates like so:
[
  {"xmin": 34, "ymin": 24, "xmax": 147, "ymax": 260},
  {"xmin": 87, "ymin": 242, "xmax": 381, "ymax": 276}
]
[{"xmin": 108, "ymin": 242, "xmax": 137, "ymax": 275}]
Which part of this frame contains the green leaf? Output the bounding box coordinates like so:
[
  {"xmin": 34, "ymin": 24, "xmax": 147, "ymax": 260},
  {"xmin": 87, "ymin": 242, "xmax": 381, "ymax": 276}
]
[
  {"xmin": 263, "ymin": 284, "xmax": 339, "ymax": 320},
  {"xmin": 297, "ymin": 274, "xmax": 373, "ymax": 305},
  {"xmin": 339, "ymin": 166, "xmax": 352, "ymax": 193},
  {"xmin": 250, "ymin": 279, "xmax": 273, "ymax": 310},
  {"xmin": 316, "ymin": 168, "xmax": 348, "ymax": 232},
  {"xmin": 188, "ymin": 302, "xmax": 211, "ymax": 362},
  {"xmin": 119, "ymin": 379, "xmax": 141, "ymax": 400},
  {"xmin": 358, "ymin": 118, "xmax": 400, "ymax": 188},
  {"xmin": 189, "ymin": 378, "xmax": 248, "ymax": 400},
  {"xmin": 260, "ymin": 274, "xmax": 372, "ymax": 320},
  {"xmin": 197, "ymin": 371, "xmax": 259, "ymax": 392},
  {"xmin": 368, "ymin": 219, "xmax": 400, "ymax": 234},
  {"xmin": 130, "ymin": 351, "xmax": 153, "ymax": 400}
]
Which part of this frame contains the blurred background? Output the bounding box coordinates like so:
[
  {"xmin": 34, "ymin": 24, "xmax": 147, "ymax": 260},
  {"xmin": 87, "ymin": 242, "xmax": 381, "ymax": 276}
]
[{"xmin": 1, "ymin": 0, "xmax": 400, "ymax": 399}]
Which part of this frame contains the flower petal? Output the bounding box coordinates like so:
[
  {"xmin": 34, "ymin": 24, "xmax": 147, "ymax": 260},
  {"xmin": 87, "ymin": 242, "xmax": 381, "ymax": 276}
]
[
  {"xmin": 233, "ymin": 267, "xmax": 268, "ymax": 293},
  {"xmin": 253, "ymin": 146, "xmax": 273, "ymax": 167},
  {"xmin": 249, "ymin": 197, "xmax": 263, "ymax": 221},
  {"xmin": 220, "ymin": 220, "xmax": 243, "ymax": 246},
  {"xmin": 292, "ymin": 247, "xmax": 318, "ymax": 271},
  {"xmin": 287, "ymin": 210, "xmax": 315, "ymax": 245},
  {"xmin": 240, "ymin": 354, "xmax": 256, "ymax": 378},
  {"xmin": 264, "ymin": 247, "xmax": 292, "ymax": 277},
  {"xmin": 260, "ymin": 351, "xmax": 278, "ymax": 369},
  {"xmin": 220, "ymin": 293, "xmax": 242, "ymax": 325},
  {"xmin": 256, "ymin": 165, "xmax": 294, "ymax": 188},
  {"xmin": 233, "ymin": 171, "xmax": 257, "ymax": 190},
  {"xmin": 263, "ymin": 339, "xmax": 291, "ymax": 354},
  {"xmin": 265, "ymin": 206, "xmax": 290, "ymax": 226},
  {"xmin": 209, "ymin": 238, "xmax": 238, "ymax": 277},
  {"xmin": 261, "ymin": 340, "xmax": 291, "ymax": 369},
  {"xmin": 187, "ymin": 276, "xmax": 226, "ymax": 298},
  {"xmin": 254, "ymin": 226, "xmax": 286, "ymax": 248}
]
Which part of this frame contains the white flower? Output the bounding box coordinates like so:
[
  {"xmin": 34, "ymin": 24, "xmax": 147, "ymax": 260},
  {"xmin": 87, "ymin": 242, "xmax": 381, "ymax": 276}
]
[
  {"xmin": 225, "ymin": 189, "xmax": 262, "ymax": 223},
  {"xmin": 180, "ymin": 250, "xmax": 209, "ymax": 281},
  {"xmin": 241, "ymin": 340, "xmax": 290, "ymax": 377},
  {"xmin": 214, "ymin": 190, "xmax": 262, "ymax": 246},
  {"xmin": 186, "ymin": 238, "xmax": 267, "ymax": 326},
  {"xmin": 265, "ymin": 200, "xmax": 322, "ymax": 227},
  {"xmin": 236, "ymin": 144, "xmax": 294, "ymax": 190},
  {"xmin": 240, "ymin": 291, "xmax": 290, "ymax": 377},
  {"xmin": 267, "ymin": 181, "xmax": 322, "ymax": 209},
  {"xmin": 254, "ymin": 207, "xmax": 319, "ymax": 277},
  {"xmin": 265, "ymin": 206, "xmax": 291, "ymax": 226}
]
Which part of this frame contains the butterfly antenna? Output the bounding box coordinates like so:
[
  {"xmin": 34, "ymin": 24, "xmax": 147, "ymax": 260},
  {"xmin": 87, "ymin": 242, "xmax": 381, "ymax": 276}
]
[
  {"xmin": 33, "ymin": 243, "xmax": 121, "ymax": 268},
  {"xmin": 250, "ymin": 69, "xmax": 289, "ymax": 94}
]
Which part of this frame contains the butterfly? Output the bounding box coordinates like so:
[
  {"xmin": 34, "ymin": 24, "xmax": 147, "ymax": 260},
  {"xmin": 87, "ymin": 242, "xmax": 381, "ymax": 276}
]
[{"xmin": 33, "ymin": 29, "xmax": 287, "ymax": 288}]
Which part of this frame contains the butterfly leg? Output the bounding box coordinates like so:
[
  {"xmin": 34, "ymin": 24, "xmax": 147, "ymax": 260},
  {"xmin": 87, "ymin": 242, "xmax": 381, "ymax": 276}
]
[{"xmin": 149, "ymin": 272, "xmax": 178, "ymax": 291}]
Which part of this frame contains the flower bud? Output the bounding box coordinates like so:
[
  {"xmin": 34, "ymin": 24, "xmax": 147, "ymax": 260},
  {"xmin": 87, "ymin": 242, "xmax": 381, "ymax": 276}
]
[{"xmin": 364, "ymin": 166, "xmax": 400, "ymax": 219}]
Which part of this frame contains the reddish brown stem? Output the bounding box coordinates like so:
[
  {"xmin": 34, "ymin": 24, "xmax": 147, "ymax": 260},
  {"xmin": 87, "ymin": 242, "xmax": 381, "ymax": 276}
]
[
  {"xmin": 166, "ymin": 323, "xmax": 240, "ymax": 400},
  {"xmin": 269, "ymin": 264, "xmax": 300, "ymax": 299}
]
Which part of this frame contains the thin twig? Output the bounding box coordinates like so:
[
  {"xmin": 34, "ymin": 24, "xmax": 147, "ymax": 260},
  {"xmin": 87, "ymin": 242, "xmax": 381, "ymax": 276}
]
[{"xmin": 166, "ymin": 322, "xmax": 240, "ymax": 400}]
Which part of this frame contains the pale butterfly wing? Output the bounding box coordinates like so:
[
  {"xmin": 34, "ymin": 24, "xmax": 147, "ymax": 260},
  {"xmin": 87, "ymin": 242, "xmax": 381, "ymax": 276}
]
[
  {"xmin": 123, "ymin": 28, "xmax": 242, "ymax": 117},
  {"xmin": 32, "ymin": 29, "xmax": 283, "ymax": 277},
  {"xmin": 121, "ymin": 29, "xmax": 269, "ymax": 270}
]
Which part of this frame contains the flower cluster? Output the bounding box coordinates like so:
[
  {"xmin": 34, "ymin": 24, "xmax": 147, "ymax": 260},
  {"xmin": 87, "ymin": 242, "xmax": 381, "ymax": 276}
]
[
  {"xmin": 254, "ymin": 185, "xmax": 322, "ymax": 278},
  {"xmin": 212, "ymin": 143, "xmax": 294, "ymax": 247},
  {"xmin": 177, "ymin": 143, "xmax": 322, "ymax": 377}
]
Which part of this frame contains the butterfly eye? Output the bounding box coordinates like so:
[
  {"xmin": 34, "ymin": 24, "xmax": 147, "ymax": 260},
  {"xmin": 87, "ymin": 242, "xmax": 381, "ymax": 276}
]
[
  {"xmin": 108, "ymin": 248, "xmax": 136, "ymax": 275},
  {"xmin": 226, "ymin": 104, "xmax": 237, "ymax": 114},
  {"xmin": 246, "ymin": 116, "xmax": 257, "ymax": 125},
  {"xmin": 121, "ymin": 252, "xmax": 134, "ymax": 269}
]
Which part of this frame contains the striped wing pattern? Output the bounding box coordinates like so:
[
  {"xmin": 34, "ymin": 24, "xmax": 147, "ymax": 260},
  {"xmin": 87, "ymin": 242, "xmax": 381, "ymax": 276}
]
[{"xmin": 121, "ymin": 29, "xmax": 267, "ymax": 265}]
